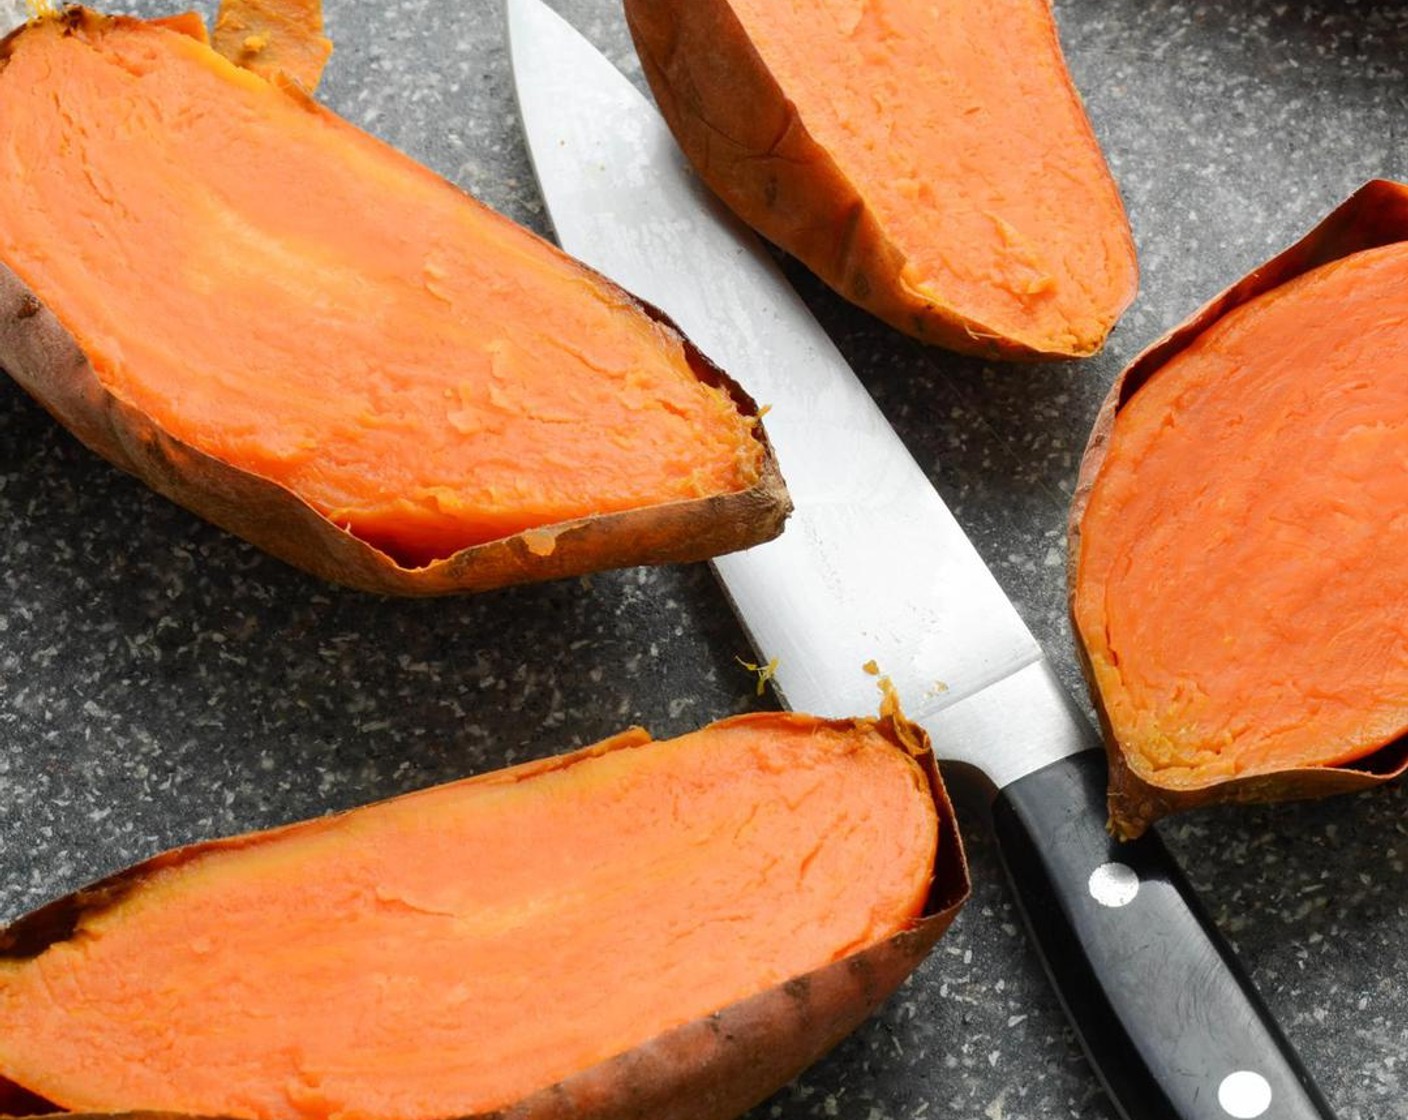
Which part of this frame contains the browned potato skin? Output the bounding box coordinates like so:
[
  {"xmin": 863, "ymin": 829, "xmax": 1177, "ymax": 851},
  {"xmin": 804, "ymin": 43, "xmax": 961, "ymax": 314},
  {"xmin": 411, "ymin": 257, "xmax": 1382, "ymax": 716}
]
[
  {"xmin": 0, "ymin": 714, "xmax": 969, "ymax": 1120},
  {"xmin": 1068, "ymin": 179, "xmax": 1408, "ymax": 840},
  {"xmin": 0, "ymin": 261, "xmax": 790, "ymax": 597},
  {"xmin": 623, "ymin": 0, "xmax": 1134, "ymax": 362}
]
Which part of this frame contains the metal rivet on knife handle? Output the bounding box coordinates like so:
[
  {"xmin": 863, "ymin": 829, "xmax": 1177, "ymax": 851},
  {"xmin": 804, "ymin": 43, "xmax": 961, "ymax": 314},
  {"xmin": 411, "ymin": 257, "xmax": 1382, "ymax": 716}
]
[
  {"xmin": 1220, "ymin": 1070, "xmax": 1274, "ymax": 1118},
  {"xmin": 1088, "ymin": 862, "xmax": 1140, "ymax": 908}
]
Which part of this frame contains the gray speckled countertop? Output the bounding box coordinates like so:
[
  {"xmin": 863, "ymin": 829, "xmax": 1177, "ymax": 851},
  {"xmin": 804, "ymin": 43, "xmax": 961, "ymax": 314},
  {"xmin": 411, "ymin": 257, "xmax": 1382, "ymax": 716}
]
[{"xmin": 3, "ymin": 2, "xmax": 1408, "ymax": 1118}]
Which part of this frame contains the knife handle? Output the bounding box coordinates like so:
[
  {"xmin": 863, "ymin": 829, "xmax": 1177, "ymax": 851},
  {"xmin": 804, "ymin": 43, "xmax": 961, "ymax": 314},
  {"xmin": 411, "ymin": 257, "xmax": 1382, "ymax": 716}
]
[{"xmin": 991, "ymin": 748, "xmax": 1336, "ymax": 1120}]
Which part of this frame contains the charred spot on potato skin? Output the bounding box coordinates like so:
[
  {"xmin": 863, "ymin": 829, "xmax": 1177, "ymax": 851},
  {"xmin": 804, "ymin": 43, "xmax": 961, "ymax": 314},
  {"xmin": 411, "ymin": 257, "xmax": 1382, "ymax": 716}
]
[
  {"xmin": 0, "ymin": 1077, "xmax": 60, "ymax": 1117},
  {"xmin": 0, "ymin": 886, "xmax": 108, "ymax": 961},
  {"xmin": 59, "ymin": 5, "xmax": 93, "ymax": 36},
  {"xmin": 845, "ymin": 953, "xmax": 883, "ymax": 1005},
  {"xmin": 541, "ymin": 1080, "xmax": 574, "ymax": 1114},
  {"xmin": 891, "ymin": 926, "xmax": 931, "ymax": 958},
  {"xmin": 0, "ymin": 849, "xmax": 169, "ymax": 961},
  {"xmin": 15, "ymin": 293, "xmax": 41, "ymax": 320},
  {"xmin": 781, "ymin": 975, "xmax": 813, "ymax": 1010}
]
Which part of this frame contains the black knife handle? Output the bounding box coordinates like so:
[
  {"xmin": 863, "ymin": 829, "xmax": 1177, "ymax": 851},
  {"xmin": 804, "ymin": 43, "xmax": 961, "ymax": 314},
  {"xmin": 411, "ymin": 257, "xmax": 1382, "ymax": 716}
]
[{"xmin": 992, "ymin": 749, "xmax": 1335, "ymax": 1120}]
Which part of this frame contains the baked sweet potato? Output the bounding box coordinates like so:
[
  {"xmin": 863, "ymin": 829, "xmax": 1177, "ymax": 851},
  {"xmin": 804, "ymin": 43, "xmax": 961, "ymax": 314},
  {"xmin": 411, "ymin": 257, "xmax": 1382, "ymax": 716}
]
[
  {"xmin": 1070, "ymin": 180, "xmax": 1408, "ymax": 839},
  {"xmin": 0, "ymin": 7, "xmax": 789, "ymax": 596},
  {"xmin": 0, "ymin": 710, "xmax": 967, "ymax": 1120},
  {"xmin": 624, "ymin": 0, "xmax": 1138, "ymax": 360}
]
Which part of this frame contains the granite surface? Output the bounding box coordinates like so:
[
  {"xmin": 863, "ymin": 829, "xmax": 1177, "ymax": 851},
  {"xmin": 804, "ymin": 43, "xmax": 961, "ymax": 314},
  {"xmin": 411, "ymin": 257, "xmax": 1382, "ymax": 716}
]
[{"xmin": 2, "ymin": 1, "xmax": 1407, "ymax": 1117}]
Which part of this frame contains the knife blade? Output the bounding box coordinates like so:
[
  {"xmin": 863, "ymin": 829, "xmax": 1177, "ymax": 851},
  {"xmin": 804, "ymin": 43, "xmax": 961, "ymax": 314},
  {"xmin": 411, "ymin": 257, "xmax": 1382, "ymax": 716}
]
[
  {"xmin": 504, "ymin": 3, "xmax": 1336, "ymax": 1118},
  {"xmin": 0, "ymin": 0, "xmax": 28, "ymax": 32}
]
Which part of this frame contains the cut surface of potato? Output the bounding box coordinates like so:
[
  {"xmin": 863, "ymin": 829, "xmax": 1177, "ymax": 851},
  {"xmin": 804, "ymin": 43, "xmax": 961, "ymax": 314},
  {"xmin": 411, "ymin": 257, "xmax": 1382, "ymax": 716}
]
[
  {"xmin": 0, "ymin": 712, "xmax": 964, "ymax": 1120},
  {"xmin": 0, "ymin": 9, "xmax": 787, "ymax": 592},
  {"xmin": 625, "ymin": 0, "xmax": 1137, "ymax": 359}
]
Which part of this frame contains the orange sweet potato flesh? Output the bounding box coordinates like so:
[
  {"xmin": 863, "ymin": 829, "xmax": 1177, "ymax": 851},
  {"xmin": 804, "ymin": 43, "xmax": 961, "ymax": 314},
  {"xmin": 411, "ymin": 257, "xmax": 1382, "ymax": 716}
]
[
  {"xmin": 1070, "ymin": 180, "xmax": 1408, "ymax": 838},
  {"xmin": 0, "ymin": 711, "xmax": 968, "ymax": 1120},
  {"xmin": 0, "ymin": 9, "xmax": 788, "ymax": 594},
  {"xmin": 624, "ymin": 0, "xmax": 1138, "ymax": 360},
  {"xmin": 211, "ymin": 0, "xmax": 332, "ymax": 91}
]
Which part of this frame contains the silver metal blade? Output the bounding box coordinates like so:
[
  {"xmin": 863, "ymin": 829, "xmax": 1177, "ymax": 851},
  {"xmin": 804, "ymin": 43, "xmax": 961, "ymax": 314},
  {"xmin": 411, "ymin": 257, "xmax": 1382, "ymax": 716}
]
[
  {"xmin": 0, "ymin": 0, "xmax": 29, "ymax": 32},
  {"xmin": 506, "ymin": 0, "xmax": 1091, "ymax": 789}
]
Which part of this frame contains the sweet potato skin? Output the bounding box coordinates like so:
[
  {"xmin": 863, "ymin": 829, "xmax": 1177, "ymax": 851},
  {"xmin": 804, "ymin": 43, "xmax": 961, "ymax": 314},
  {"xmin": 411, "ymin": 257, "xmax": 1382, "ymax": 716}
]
[
  {"xmin": 1068, "ymin": 179, "xmax": 1408, "ymax": 840},
  {"xmin": 0, "ymin": 712, "xmax": 968, "ymax": 1120},
  {"xmin": 0, "ymin": 12, "xmax": 789, "ymax": 596},
  {"xmin": 623, "ymin": 0, "xmax": 1137, "ymax": 361}
]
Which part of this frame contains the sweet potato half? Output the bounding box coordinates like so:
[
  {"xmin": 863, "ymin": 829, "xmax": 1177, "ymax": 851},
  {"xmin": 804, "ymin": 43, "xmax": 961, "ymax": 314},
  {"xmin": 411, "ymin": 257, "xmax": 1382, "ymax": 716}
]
[
  {"xmin": 1070, "ymin": 180, "xmax": 1408, "ymax": 839},
  {"xmin": 0, "ymin": 710, "xmax": 968, "ymax": 1120},
  {"xmin": 0, "ymin": 8, "xmax": 788, "ymax": 595},
  {"xmin": 624, "ymin": 0, "xmax": 1138, "ymax": 360}
]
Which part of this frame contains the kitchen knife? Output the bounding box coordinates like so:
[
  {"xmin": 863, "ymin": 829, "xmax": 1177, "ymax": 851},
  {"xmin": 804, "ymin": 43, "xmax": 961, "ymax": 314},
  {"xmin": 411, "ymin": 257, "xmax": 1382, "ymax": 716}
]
[{"xmin": 505, "ymin": 3, "xmax": 1336, "ymax": 1118}]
